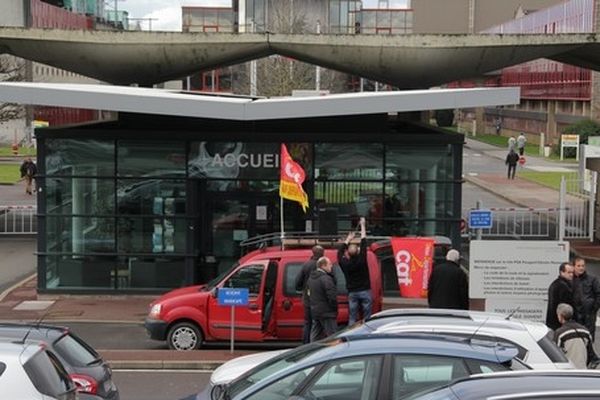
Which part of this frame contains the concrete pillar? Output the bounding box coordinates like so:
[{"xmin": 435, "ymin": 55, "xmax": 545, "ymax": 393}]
[
  {"xmin": 410, "ymin": 169, "xmax": 420, "ymax": 233},
  {"xmin": 72, "ymin": 178, "xmax": 84, "ymax": 254},
  {"xmin": 475, "ymin": 106, "xmax": 484, "ymax": 135},
  {"xmin": 590, "ymin": 71, "xmax": 600, "ymax": 123},
  {"xmin": 546, "ymin": 100, "xmax": 557, "ymax": 145}
]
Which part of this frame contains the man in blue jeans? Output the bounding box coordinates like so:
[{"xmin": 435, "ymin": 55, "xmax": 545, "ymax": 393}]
[{"xmin": 338, "ymin": 217, "xmax": 372, "ymax": 326}]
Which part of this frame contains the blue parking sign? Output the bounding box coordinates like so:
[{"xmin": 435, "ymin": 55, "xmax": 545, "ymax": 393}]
[
  {"xmin": 469, "ymin": 210, "xmax": 493, "ymax": 229},
  {"xmin": 218, "ymin": 288, "xmax": 249, "ymax": 306}
]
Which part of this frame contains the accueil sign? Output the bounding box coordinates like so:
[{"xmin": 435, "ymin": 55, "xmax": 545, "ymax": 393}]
[{"xmin": 210, "ymin": 153, "xmax": 279, "ymax": 169}]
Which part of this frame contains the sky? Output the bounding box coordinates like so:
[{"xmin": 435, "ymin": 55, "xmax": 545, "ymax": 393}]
[{"xmin": 119, "ymin": 0, "xmax": 410, "ymax": 31}]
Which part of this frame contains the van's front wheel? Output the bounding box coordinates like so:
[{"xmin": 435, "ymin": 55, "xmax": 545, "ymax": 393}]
[{"xmin": 167, "ymin": 322, "xmax": 203, "ymax": 351}]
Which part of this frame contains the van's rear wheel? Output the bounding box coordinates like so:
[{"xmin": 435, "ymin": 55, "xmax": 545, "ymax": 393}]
[{"xmin": 167, "ymin": 322, "xmax": 203, "ymax": 351}]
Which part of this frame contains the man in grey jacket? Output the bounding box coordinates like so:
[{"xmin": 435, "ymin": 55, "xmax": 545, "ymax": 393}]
[
  {"xmin": 554, "ymin": 303, "xmax": 593, "ymax": 369},
  {"xmin": 295, "ymin": 245, "xmax": 325, "ymax": 344},
  {"xmin": 307, "ymin": 256, "xmax": 338, "ymax": 342}
]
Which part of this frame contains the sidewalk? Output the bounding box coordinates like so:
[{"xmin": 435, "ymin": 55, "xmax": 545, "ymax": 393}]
[
  {"xmin": 464, "ymin": 137, "xmax": 598, "ymax": 259},
  {"xmin": 0, "ymin": 177, "xmax": 36, "ymax": 206}
]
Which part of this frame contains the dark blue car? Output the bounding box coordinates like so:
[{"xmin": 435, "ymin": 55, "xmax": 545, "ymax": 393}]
[{"xmin": 190, "ymin": 333, "xmax": 528, "ymax": 400}]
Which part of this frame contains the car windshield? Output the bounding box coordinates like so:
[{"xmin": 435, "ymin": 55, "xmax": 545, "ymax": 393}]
[
  {"xmin": 207, "ymin": 263, "xmax": 239, "ymax": 290},
  {"xmin": 54, "ymin": 333, "xmax": 100, "ymax": 367},
  {"xmin": 222, "ymin": 341, "xmax": 330, "ymax": 399}
]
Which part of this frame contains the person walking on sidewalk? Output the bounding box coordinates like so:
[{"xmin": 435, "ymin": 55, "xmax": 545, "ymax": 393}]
[
  {"xmin": 338, "ymin": 217, "xmax": 372, "ymax": 326},
  {"xmin": 546, "ymin": 262, "xmax": 575, "ymax": 331},
  {"xmin": 517, "ymin": 133, "xmax": 527, "ymax": 156},
  {"xmin": 508, "ymin": 136, "xmax": 516, "ymax": 152},
  {"xmin": 428, "ymin": 249, "xmax": 469, "ymax": 310},
  {"xmin": 572, "ymin": 257, "xmax": 600, "ymax": 341},
  {"xmin": 554, "ymin": 303, "xmax": 594, "ymax": 369},
  {"xmin": 19, "ymin": 157, "xmax": 37, "ymax": 195},
  {"xmin": 505, "ymin": 149, "xmax": 519, "ymax": 180},
  {"xmin": 307, "ymin": 256, "xmax": 338, "ymax": 342},
  {"xmin": 295, "ymin": 245, "xmax": 325, "ymax": 344}
]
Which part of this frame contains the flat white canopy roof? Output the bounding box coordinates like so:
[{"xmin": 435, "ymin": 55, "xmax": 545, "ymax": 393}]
[{"xmin": 0, "ymin": 82, "xmax": 519, "ymax": 121}]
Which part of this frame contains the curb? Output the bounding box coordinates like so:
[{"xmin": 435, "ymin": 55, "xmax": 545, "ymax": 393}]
[
  {"xmin": 0, "ymin": 273, "xmax": 36, "ymax": 303},
  {"xmin": 108, "ymin": 360, "xmax": 224, "ymax": 371}
]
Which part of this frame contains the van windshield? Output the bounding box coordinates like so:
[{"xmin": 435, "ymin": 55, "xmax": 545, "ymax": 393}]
[{"xmin": 207, "ymin": 263, "xmax": 239, "ymax": 290}]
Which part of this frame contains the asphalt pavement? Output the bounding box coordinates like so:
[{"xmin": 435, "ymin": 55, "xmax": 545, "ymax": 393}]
[{"xmin": 113, "ymin": 370, "xmax": 210, "ymax": 400}]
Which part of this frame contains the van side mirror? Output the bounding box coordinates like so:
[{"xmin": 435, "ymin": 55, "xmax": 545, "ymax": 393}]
[{"xmin": 210, "ymin": 288, "xmax": 218, "ymax": 298}]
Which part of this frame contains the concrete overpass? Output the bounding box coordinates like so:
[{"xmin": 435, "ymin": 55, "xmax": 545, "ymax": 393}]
[{"xmin": 1, "ymin": 28, "xmax": 600, "ymax": 88}]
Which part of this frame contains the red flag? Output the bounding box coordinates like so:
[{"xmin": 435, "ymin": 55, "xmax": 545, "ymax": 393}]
[
  {"xmin": 391, "ymin": 237, "xmax": 435, "ymax": 298},
  {"xmin": 279, "ymin": 144, "xmax": 309, "ymax": 212}
]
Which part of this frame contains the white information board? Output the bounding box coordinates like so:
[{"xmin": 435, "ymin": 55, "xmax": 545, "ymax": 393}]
[
  {"xmin": 485, "ymin": 298, "xmax": 547, "ymax": 323},
  {"xmin": 469, "ymin": 240, "xmax": 569, "ymax": 299}
]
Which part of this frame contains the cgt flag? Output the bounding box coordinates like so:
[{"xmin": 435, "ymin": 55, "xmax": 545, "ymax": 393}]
[
  {"xmin": 391, "ymin": 237, "xmax": 435, "ymax": 298},
  {"xmin": 279, "ymin": 144, "xmax": 309, "ymax": 212}
]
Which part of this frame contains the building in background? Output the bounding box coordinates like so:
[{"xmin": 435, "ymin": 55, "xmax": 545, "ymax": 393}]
[
  {"xmin": 0, "ymin": 0, "xmax": 126, "ymax": 144},
  {"xmin": 454, "ymin": 0, "xmax": 597, "ymax": 147}
]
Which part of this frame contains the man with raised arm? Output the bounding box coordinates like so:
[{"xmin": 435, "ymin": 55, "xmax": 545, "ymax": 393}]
[{"xmin": 338, "ymin": 217, "xmax": 372, "ymax": 326}]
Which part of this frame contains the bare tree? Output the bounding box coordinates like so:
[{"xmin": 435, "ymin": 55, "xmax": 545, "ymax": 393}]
[{"xmin": 0, "ymin": 55, "xmax": 26, "ymax": 123}]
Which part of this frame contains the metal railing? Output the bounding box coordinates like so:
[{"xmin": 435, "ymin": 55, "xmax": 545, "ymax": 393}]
[
  {"xmin": 0, "ymin": 205, "xmax": 37, "ymax": 235},
  {"xmin": 463, "ymin": 207, "xmax": 559, "ymax": 239}
]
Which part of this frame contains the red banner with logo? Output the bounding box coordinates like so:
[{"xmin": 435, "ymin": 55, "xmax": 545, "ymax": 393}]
[
  {"xmin": 279, "ymin": 144, "xmax": 309, "ymax": 212},
  {"xmin": 391, "ymin": 237, "xmax": 435, "ymax": 298}
]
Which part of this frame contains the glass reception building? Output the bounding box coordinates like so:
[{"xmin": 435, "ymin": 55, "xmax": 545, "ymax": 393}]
[{"xmin": 35, "ymin": 112, "xmax": 463, "ymax": 294}]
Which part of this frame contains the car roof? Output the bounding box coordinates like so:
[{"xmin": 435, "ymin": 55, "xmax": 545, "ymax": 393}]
[
  {"xmin": 0, "ymin": 341, "xmax": 43, "ymax": 363},
  {"xmin": 0, "ymin": 323, "xmax": 67, "ymax": 343},
  {"xmin": 429, "ymin": 371, "xmax": 600, "ymax": 400},
  {"xmin": 365, "ymin": 308, "xmax": 549, "ymax": 338}
]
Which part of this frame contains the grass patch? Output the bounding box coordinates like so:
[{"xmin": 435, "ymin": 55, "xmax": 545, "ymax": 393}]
[
  {"xmin": 0, "ymin": 146, "xmax": 36, "ymax": 157},
  {"xmin": 518, "ymin": 171, "xmax": 578, "ymax": 191},
  {"xmin": 0, "ymin": 163, "xmax": 22, "ymax": 184}
]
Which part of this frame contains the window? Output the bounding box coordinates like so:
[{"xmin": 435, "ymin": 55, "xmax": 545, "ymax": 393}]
[
  {"xmin": 46, "ymin": 139, "xmax": 114, "ymax": 176},
  {"xmin": 224, "ymin": 264, "xmax": 265, "ymax": 294},
  {"xmin": 24, "ymin": 350, "xmax": 74, "ymax": 398},
  {"xmin": 245, "ymin": 366, "xmax": 315, "ymax": 400},
  {"xmin": 301, "ymin": 356, "xmax": 382, "ymax": 400},
  {"xmin": 284, "ymin": 262, "xmax": 303, "ymax": 297},
  {"xmin": 53, "ymin": 333, "xmax": 99, "ymax": 368},
  {"xmin": 117, "ymin": 141, "xmax": 185, "ymax": 177},
  {"xmin": 392, "ymin": 355, "xmax": 468, "ymax": 399},
  {"xmin": 537, "ymin": 331, "xmax": 569, "ymax": 363}
]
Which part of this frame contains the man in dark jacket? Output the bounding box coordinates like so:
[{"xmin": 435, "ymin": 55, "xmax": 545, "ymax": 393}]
[
  {"xmin": 338, "ymin": 217, "xmax": 372, "ymax": 326},
  {"xmin": 546, "ymin": 262, "xmax": 575, "ymax": 330},
  {"xmin": 572, "ymin": 257, "xmax": 600, "ymax": 341},
  {"xmin": 295, "ymin": 245, "xmax": 325, "ymax": 344},
  {"xmin": 307, "ymin": 256, "xmax": 338, "ymax": 342},
  {"xmin": 427, "ymin": 249, "xmax": 469, "ymax": 310},
  {"xmin": 19, "ymin": 157, "xmax": 37, "ymax": 195},
  {"xmin": 505, "ymin": 149, "xmax": 519, "ymax": 180}
]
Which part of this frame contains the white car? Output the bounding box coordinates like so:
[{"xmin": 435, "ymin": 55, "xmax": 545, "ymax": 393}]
[
  {"xmin": 202, "ymin": 308, "xmax": 571, "ymax": 390},
  {"xmin": 0, "ymin": 341, "xmax": 77, "ymax": 399}
]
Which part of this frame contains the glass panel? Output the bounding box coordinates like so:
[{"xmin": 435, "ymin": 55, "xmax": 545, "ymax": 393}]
[
  {"xmin": 204, "ymin": 9, "xmax": 218, "ymax": 26},
  {"xmin": 117, "ymin": 141, "xmax": 185, "ymax": 177},
  {"xmin": 46, "ymin": 139, "xmax": 114, "ymax": 176},
  {"xmin": 47, "ymin": 178, "xmax": 114, "ymax": 216},
  {"xmin": 392, "ymin": 355, "xmax": 468, "ymax": 399},
  {"xmin": 316, "ymin": 143, "xmax": 382, "ymax": 180},
  {"xmin": 205, "ymin": 180, "xmax": 279, "ymax": 192},
  {"xmin": 189, "ymin": 142, "xmax": 281, "ymax": 180},
  {"xmin": 46, "ymin": 216, "xmax": 115, "ymax": 254},
  {"xmin": 386, "ymin": 145, "xmax": 453, "ymax": 181},
  {"xmin": 305, "ymin": 356, "xmax": 382, "ymax": 400},
  {"xmin": 119, "ymin": 256, "xmax": 186, "ymax": 289},
  {"xmin": 223, "ymin": 264, "xmax": 264, "ymax": 294},
  {"xmin": 117, "ymin": 179, "xmax": 186, "ymax": 215},
  {"xmin": 315, "ymin": 181, "xmax": 383, "ymax": 220},
  {"xmin": 385, "ymin": 182, "xmax": 454, "ymax": 220},
  {"xmin": 46, "ymin": 255, "xmax": 115, "ymax": 289},
  {"xmin": 284, "ymin": 262, "xmax": 303, "ymax": 297},
  {"xmin": 118, "ymin": 216, "xmax": 186, "ymax": 254}
]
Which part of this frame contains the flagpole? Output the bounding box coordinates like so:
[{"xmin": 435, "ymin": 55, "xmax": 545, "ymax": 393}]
[{"xmin": 280, "ymin": 196, "xmax": 285, "ymax": 250}]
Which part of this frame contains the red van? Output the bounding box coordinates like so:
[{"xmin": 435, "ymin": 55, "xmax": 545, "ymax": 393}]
[{"xmin": 144, "ymin": 241, "xmax": 384, "ymax": 350}]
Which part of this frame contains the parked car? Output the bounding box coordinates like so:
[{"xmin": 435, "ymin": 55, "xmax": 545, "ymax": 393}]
[
  {"xmin": 405, "ymin": 370, "xmax": 600, "ymax": 400},
  {"xmin": 0, "ymin": 340, "xmax": 77, "ymax": 399},
  {"xmin": 0, "ymin": 323, "xmax": 119, "ymax": 400},
  {"xmin": 338, "ymin": 308, "xmax": 572, "ymax": 369},
  {"xmin": 183, "ymin": 333, "xmax": 527, "ymax": 400},
  {"xmin": 200, "ymin": 307, "xmax": 571, "ymax": 390},
  {"xmin": 145, "ymin": 242, "xmax": 385, "ymax": 350}
]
